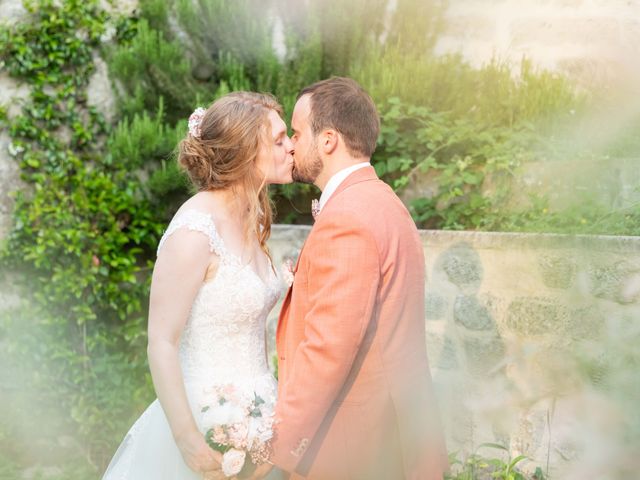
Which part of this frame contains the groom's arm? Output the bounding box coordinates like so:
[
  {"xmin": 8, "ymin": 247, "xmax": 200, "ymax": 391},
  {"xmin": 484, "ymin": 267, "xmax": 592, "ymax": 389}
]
[{"xmin": 270, "ymin": 210, "xmax": 380, "ymax": 473}]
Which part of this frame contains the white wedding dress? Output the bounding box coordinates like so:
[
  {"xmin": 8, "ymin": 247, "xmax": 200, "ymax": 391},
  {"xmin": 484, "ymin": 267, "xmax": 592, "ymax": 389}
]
[{"xmin": 103, "ymin": 209, "xmax": 282, "ymax": 479}]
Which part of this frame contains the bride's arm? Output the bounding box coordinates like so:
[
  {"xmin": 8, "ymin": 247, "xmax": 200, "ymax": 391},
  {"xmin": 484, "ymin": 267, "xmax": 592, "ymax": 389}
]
[{"xmin": 147, "ymin": 229, "xmax": 221, "ymax": 474}]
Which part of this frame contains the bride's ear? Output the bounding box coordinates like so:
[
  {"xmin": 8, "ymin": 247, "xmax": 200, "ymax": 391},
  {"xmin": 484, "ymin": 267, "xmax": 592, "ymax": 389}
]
[{"xmin": 320, "ymin": 129, "xmax": 338, "ymax": 155}]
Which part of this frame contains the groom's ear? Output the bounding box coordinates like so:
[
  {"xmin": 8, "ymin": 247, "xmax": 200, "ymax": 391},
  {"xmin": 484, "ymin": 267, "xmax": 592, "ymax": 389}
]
[{"xmin": 320, "ymin": 128, "xmax": 339, "ymax": 155}]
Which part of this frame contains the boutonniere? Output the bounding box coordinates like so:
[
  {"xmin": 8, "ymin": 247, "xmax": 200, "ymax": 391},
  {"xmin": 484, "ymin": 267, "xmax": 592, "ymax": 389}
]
[{"xmin": 281, "ymin": 258, "xmax": 295, "ymax": 288}]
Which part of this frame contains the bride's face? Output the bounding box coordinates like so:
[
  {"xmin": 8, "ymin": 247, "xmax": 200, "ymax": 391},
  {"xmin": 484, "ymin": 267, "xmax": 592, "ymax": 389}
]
[{"xmin": 256, "ymin": 110, "xmax": 294, "ymax": 185}]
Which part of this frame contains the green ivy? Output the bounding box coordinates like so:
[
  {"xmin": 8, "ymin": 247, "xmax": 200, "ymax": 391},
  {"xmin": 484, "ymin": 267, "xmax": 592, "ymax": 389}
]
[{"xmin": 0, "ymin": 0, "xmax": 163, "ymax": 474}]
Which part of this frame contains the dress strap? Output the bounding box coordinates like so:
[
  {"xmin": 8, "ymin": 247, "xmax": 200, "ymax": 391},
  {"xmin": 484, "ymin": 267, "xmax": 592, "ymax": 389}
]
[{"xmin": 156, "ymin": 209, "xmax": 229, "ymax": 259}]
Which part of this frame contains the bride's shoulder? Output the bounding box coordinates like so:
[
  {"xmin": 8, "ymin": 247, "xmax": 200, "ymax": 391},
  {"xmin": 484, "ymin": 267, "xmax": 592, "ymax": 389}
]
[
  {"xmin": 173, "ymin": 192, "xmax": 216, "ymax": 217},
  {"xmin": 172, "ymin": 192, "xmax": 234, "ymax": 224},
  {"xmin": 158, "ymin": 194, "xmax": 227, "ymax": 257}
]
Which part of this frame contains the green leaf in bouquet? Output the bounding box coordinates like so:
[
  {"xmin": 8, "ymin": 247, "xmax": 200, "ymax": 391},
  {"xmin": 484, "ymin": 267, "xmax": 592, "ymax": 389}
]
[{"xmin": 205, "ymin": 428, "xmax": 231, "ymax": 454}]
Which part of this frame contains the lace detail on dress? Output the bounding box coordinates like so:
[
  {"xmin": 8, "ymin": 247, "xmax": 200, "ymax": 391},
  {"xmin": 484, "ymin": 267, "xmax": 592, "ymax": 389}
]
[
  {"xmin": 157, "ymin": 209, "xmax": 230, "ymax": 260},
  {"xmin": 155, "ymin": 208, "xmax": 282, "ymax": 383}
]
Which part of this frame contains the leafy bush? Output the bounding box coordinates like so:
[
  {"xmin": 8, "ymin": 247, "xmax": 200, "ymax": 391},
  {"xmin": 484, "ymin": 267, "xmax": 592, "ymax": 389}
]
[
  {"xmin": 374, "ymin": 97, "xmax": 538, "ymax": 230},
  {"xmin": 447, "ymin": 444, "xmax": 546, "ymax": 480},
  {"xmin": 107, "ymin": 17, "xmax": 205, "ymax": 122}
]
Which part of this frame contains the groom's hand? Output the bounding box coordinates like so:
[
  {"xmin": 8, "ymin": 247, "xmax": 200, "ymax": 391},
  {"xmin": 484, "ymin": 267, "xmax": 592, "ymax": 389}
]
[{"xmin": 241, "ymin": 462, "xmax": 274, "ymax": 480}]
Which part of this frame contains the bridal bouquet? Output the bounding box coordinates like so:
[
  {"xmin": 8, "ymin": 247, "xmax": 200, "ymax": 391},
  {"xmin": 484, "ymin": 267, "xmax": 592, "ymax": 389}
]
[{"xmin": 201, "ymin": 384, "xmax": 274, "ymax": 477}]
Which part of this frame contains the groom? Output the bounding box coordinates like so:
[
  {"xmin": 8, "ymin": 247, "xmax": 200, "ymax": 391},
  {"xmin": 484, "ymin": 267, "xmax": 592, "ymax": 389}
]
[{"xmin": 269, "ymin": 77, "xmax": 447, "ymax": 479}]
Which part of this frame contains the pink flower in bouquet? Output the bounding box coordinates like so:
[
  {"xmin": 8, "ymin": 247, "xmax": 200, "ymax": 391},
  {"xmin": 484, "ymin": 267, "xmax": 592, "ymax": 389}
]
[
  {"xmin": 222, "ymin": 384, "xmax": 237, "ymax": 396},
  {"xmin": 212, "ymin": 425, "xmax": 226, "ymax": 445},
  {"xmin": 227, "ymin": 422, "xmax": 250, "ymax": 450}
]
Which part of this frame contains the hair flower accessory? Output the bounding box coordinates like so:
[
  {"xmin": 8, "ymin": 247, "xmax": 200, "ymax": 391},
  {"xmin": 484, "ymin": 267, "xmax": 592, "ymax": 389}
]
[{"xmin": 188, "ymin": 107, "xmax": 206, "ymax": 138}]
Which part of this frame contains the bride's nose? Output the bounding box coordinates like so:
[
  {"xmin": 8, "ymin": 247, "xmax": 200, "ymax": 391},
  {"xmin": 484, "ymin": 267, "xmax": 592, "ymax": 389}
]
[{"xmin": 284, "ymin": 136, "xmax": 294, "ymax": 154}]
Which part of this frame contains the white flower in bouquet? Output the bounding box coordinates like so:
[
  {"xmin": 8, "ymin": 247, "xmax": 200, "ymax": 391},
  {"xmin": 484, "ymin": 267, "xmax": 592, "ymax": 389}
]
[
  {"xmin": 256, "ymin": 423, "xmax": 274, "ymax": 444},
  {"xmin": 202, "ymin": 400, "xmax": 245, "ymax": 426},
  {"xmin": 222, "ymin": 448, "xmax": 246, "ymax": 477}
]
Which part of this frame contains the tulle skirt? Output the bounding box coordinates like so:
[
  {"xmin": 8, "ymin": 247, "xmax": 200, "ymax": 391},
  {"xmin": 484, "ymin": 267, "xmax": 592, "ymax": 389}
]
[
  {"xmin": 102, "ymin": 373, "xmax": 278, "ymax": 480},
  {"xmin": 102, "ymin": 399, "xmax": 200, "ymax": 480}
]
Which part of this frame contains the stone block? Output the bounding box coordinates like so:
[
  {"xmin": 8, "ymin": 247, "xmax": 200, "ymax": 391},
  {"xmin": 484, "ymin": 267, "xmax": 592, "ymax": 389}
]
[
  {"xmin": 588, "ymin": 260, "xmax": 638, "ymax": 304},
  {"xmin": 538, "ymin": 254, "xmax": 576, "ymax": 289},
  {"xmin": 0, "ymin": 73, "xmax": 31, "ymax": 118},
  {"xmin": 425, "ymin": 293, "xmax": 447, "ymax": 320},
  {"xmin": 99, "ymin": 0, "xmax": 138, "ymax": 17},
  {"xmin": 0, "ymin": 0, "xmax": 27, "ymax": 23},
  {"xmin": 437, "ymin": 337, "xmax": 460, "ymax": 370},
  {"xmin": 568, "ymin": 306, "xmax": 604, "ymax": 340},
  {"xmin": 443, "ymin": 15, "xmax": 496, "ymax": 41},
  {"xmin": 440, "ymin": 242, "xmax": 483, "ymax": 291},
  {"xmin": 0, "ymin": 132, "xmax": 22, "ymax": 239},
  {"xmin": 620, "ymin": 272, "xmax": 640, "ymax": 304},
  {"xmin": 512, "ymin": 409, "xmax": 547, "ymax": 459},
  {"xmin": 584, "ymin": 352, "xmax": 608, "ymax": 387},
  {"xmin": 620, "ymin": 18, "xmax": 640, "ymax": 54},
  {"xmin": 454, "ymin": 295, "xmax": 495, "ymax": 331},
  {"xmin": 510, "ymin": 17, "xmax": 621, "ymax": 48},
  {"xmin": 506, "ymin": 297, "xmax": 569, "ymax": 335},
  {"xmin": 87, "ymin": 55, "xmax": 117, "ymax": 123},
  {"xmin": 557, "ymin": 56, "xmax": 623, "ymax": 89},
  {"xmin": 463, "ymin": 335, "xmax": 505, "ymax": 376}
]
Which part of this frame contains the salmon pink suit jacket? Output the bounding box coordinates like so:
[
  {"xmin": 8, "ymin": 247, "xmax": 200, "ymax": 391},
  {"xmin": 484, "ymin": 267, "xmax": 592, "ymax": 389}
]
[{"xmin": 272, "ymin": 166, "xmax": 447, "ymax": 480}]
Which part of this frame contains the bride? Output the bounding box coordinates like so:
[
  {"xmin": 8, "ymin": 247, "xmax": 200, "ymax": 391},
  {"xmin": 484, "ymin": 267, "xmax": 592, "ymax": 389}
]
[{"xmin": 103, "ymin": 92, "xmax": 294, "ymax": 480}]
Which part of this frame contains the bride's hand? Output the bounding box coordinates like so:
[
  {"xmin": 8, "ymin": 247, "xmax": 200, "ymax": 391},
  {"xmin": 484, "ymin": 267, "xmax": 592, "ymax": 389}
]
[{"xmin": 175, "ymin": 428, "xmax": 222, "ymax": 475}]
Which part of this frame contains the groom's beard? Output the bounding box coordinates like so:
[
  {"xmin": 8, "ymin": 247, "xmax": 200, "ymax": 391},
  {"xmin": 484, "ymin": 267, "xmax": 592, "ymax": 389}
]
[{"xmin": 292, "ymin": 144, "xmax": 323, "ymax": 184}]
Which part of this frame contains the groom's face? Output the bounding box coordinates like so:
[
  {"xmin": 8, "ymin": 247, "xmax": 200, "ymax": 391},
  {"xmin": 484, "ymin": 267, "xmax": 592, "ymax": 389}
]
[{"xmin": 290, "ymin": 94, "xmax": 323, "ymax": 185}]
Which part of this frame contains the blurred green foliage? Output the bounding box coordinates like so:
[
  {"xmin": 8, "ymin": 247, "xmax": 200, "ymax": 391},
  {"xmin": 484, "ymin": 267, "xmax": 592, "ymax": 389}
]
[{"xmin": 0, "ymin": 0, "xmax": 160, "ymax": 473}]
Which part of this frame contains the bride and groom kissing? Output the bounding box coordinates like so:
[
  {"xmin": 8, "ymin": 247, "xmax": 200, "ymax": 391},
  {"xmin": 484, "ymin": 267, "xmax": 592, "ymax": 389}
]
[{"xmin": 103, "ymin": 77, "xmax": 447, "ymax": 480}]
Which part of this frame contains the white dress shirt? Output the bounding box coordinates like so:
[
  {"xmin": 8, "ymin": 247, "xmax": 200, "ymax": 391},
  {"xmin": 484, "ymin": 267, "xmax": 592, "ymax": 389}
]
[{"xmin": 318, "ymin": 162, "xmax": 371, "ymax": 214}]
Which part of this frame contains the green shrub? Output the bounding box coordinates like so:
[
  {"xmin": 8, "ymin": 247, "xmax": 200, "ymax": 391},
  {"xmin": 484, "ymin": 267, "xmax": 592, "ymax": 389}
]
[
  {"xmin": 107, "ymin": 98, "xmax": 184, "ymax": 169},
  {"xmin": 374, "ymin": 97, "xmax": 538, "ymax": 230},
  {"xmin": 0, "ymin": 1, "xmax": 163, "ymax": 474},
  {"xmin": 108, "ymin": 18, "xmax": 204, "ymax": 121}
]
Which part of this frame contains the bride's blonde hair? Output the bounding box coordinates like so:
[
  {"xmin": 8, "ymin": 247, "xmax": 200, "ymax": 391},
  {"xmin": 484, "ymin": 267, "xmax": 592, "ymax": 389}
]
[{"xmin": 177, "ymin": 92, "xmax": 284, "ymax": 260}]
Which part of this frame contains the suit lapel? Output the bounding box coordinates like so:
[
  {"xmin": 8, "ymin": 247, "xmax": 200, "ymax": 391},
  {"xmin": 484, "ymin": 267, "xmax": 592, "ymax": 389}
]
[
  {"xmin": 276, "ymin": 287, "xmax": 292, "ymax": 350},
  {"xmin": 276, "ymin": 166, "xmax": 379, "ymax": 351},
  {"xmin": 295, "ymin": 166, "xmax": 377, "ymax": 271}
]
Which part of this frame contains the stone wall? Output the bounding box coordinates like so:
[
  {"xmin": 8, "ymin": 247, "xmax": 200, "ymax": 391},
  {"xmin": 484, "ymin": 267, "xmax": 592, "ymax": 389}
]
[
  {"xmin": 267, "ymin": 224, "xmax": 640, "ymax": 476},
  {"xmin": 0, "ymin": 0, "xmax": 30, "ymax": 238},
  {"xmin": 0, "ymin": 1, "xmax": 132, "ymax": 240},
  {"xmin": 434, "ymin": 0, "xmax": 640, "ymax": 89}
]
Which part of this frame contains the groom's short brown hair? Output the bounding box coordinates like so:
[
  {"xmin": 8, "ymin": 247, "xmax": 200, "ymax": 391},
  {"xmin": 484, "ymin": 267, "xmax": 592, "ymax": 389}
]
[{"xmin": 298, "ymin": 77, "xmax": 380, "ymax": 158}]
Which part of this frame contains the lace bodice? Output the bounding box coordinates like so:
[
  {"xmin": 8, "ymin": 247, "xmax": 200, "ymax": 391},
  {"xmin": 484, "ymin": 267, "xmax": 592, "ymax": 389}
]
[
  {"xmin": 101, "ymin": 209, "xmax": 281, "ymax": 480},
  {"xmin": 157, "ymin": 209, "xmax": 282, "ymax": 387}
]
